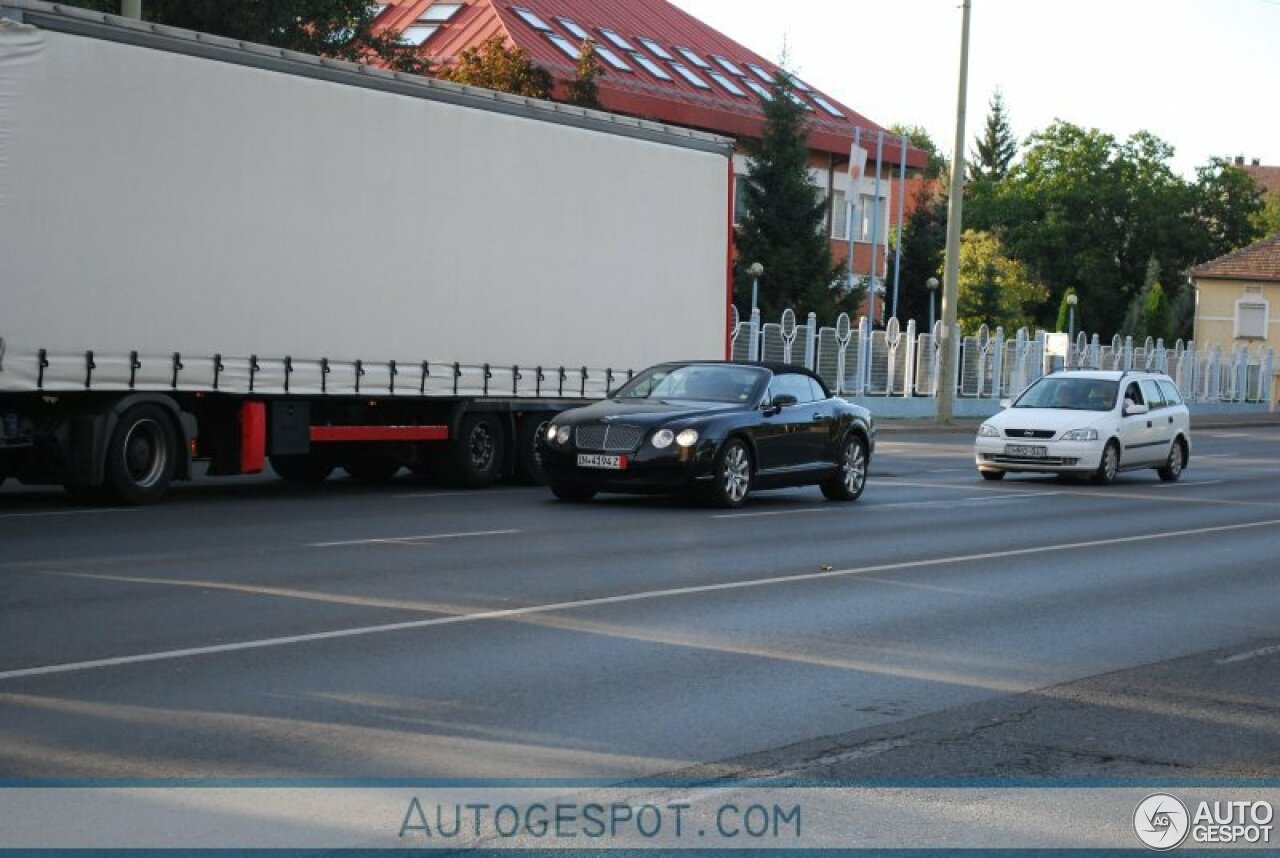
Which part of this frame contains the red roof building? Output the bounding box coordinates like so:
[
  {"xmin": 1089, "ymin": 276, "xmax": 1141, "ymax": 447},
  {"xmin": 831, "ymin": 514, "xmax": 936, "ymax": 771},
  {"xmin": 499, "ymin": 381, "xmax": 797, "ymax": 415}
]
[{"xmin": 376, "ymin": 0, "xmax": 930, "ymax": 318}]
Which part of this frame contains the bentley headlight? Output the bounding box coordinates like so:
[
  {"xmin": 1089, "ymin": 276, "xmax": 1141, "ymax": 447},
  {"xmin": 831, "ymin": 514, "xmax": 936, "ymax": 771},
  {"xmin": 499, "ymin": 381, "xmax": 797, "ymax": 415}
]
[
  {"xmin": 555, "ymin": 425, "xmax": 571, "ymax": 445},
  {"xmin": 651, "ymin": 429, "xmax": 675, "ymax": 449},
  {"xmin": 675, "ymin": 428, "xmax": 699, "ymax": 447},
  {"xmin": 545, "ymin": 423, "xmax": 559, "ymax": 442},
  {"xmin": 1060, "ymin": 427, "xmax": 1098, "ymax": 441},
  {"xmin": 977, "ymin": 423, "xmax": 1000, "ymax": 438}
]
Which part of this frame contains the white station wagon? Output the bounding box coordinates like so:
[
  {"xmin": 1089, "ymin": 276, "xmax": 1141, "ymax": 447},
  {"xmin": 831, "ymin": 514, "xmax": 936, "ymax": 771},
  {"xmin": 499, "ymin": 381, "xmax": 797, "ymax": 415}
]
[{"xmin": 974, "ymin": 370, "xmax": 1191, "ymax": 484}]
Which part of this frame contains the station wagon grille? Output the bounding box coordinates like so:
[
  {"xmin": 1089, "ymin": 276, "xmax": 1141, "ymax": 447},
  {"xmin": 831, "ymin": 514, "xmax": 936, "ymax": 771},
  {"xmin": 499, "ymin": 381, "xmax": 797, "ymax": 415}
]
[
  {"xmin": 1003, "ymin": 428, "xmax": 1056, "ymax": 439},
  {"xmin": 575, "ymin": 423, "xmax": 645, "ymax": 452}
]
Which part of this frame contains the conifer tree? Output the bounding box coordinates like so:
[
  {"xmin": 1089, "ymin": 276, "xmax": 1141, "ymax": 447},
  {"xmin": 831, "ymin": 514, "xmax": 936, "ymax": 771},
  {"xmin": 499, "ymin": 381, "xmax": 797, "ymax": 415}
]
[{"xmin": 734, "ymin": 71, "xmax": 842, "ymax": 320}]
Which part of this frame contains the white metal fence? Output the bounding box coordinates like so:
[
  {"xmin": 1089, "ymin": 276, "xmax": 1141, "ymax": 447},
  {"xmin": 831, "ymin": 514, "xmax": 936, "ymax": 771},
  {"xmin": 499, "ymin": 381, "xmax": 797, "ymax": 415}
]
[{"xmin": 730, "ymin": 308, "xmax": 1275, "ymax": 404}]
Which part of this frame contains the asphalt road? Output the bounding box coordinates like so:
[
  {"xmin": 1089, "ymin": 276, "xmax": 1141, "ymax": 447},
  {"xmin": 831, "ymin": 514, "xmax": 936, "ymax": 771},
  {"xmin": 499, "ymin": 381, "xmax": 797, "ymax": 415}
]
[{"xmin": 1, "ymin": 425, "xmax": 1278, "ymax": 778}]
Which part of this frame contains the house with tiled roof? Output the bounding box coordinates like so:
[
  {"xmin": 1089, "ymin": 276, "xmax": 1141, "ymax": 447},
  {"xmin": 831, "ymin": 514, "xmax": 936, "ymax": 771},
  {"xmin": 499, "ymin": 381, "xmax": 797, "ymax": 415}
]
[
  {"xmin": 1190, "ymin": 232, "xmax": 1280, "ymax": 404},
  {"xmin": 373, "ymin": 0, "xmax": 928, "ymax": 319}
]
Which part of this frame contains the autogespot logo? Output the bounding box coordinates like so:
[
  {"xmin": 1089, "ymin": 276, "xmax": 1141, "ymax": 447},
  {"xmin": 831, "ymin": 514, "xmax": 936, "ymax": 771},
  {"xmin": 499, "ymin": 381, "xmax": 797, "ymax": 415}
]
[{"xmin": 1134, "ymin": 793, "xmax": 1190, "ymax": 850}]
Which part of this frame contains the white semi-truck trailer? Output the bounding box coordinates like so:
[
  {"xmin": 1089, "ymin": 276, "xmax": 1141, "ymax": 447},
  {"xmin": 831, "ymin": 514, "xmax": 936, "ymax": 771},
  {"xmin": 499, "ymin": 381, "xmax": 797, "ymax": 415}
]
[{"xmin": 0, "ymin": 1, "xmax": 733, "ymax": 502}]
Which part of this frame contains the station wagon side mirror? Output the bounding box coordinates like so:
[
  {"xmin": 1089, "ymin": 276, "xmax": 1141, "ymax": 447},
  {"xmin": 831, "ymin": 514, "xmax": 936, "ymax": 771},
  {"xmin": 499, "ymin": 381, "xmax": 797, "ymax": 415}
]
[
  {"xmin": 999, "ymin": 398, "xmax": 1012, "ymax": 410},
  {"xmin": 765, "ymin": 393, "xmax": 797, "ymax": 415},
  {"xmin": 1124, "ymin": 402, "xmax": 1149, "ymax": 416}
]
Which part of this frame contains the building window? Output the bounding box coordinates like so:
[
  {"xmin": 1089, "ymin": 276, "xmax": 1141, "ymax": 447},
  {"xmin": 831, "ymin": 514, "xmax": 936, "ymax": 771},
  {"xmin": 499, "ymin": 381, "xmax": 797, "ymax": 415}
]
[
  {"xmin": 708, "ymin": 70, "xmax": 745, "ymax": 96},
  {"xmin": 401, "ymin": 24, "xmax": 438, "ymax": 44},
  {"xmin": 670, "ymin": 61, "xmax": 711, "ymax": 89},
  {"xmin": 512, "ymin": 7, "xmax": 550, "ymax": 31},
  {"xmin": 595, "ymin": 45, "xmax": 632, "ymax": 71},
  {"xmin": 556, "ymin": 17, "xmax": 589, "ymax": 40},
  {"xmin": 811, "ymin": 95, "xmax": 844, "ymax": 118},
  {"xmin": 857, "ymin": 195, "xmax": 887, "ymax": 243},
  {"xmin": 712, "ymin": 55, "xmax": 744, "ymax": 76},
  {"xmin": 1235, "ymin": 298, "xmax": 1268, "ymax": 339},
  {"xmin": 830, "ymin": 190, "xmax": 848, "ymax": 240},
  {"xmin": 420, "ymin": 3, "xmax": 462, "ymax": 22},
  {"xmin": 675, "ymin": 46, "xmax": 712, "ymax": 69},
  {"xmin": 743, "ymin": 78, "xmax": 771, "ymax": 100},
  {"xmin": 598, "ymin": 28, "xmax": 635, "ymax": 52}
]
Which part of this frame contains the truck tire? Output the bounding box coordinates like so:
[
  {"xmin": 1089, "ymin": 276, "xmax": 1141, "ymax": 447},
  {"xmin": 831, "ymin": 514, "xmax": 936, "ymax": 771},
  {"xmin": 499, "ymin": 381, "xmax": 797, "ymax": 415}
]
[
  {"xmin": 343, "ymin": 455, "xmax": 402, "ymax": 483},
  {"xmin": 271, "ymin": 454, "xmax": 334, "ymax": 484},
  {"xmin": 102, "ymin": 403, "xmax": 178, "ymax": 504},
  {"xmin": 514, "ymin": 415, "xmax": 552, "ymax": 485},
  {"xmin": 441, "ymin": 413, "xmax": 505, "ymax": 488}
]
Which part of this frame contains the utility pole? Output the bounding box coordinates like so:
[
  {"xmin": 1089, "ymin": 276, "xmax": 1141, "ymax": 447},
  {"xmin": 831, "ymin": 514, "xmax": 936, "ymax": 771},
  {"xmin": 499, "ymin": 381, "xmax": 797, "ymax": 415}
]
[{"xmin": 937, "ymin": 0, "xmax": 971, "ymax": 424}]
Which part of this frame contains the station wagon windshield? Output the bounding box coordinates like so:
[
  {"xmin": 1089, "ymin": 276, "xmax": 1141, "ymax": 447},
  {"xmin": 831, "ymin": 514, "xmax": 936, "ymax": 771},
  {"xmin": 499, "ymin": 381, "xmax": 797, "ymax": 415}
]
[
  {"xmin": 1015, "ymin": 377, "xmax": 1118, "ymax": 411},
  {"xmin": 614, "ymin": 365, "xmax": 769, "ymax": 404}
]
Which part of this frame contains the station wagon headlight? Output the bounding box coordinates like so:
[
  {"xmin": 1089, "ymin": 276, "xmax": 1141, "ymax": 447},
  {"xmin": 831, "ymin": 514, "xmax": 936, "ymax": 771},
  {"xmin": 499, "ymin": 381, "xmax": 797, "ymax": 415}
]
[
  {"xmin": 651, "ymin": 429, "xmax": 675, "ymax": 449},
  {"xmin": 1060, "ymin": 427, "xmax": 1098, "ymax": 441},
  {"xmin": 675, "ymin": 428, "xmax": 699, "ymax": 447},
  {"xmin": 977, "ymin": 423, "xmax": 999, "ymax": 437},
  {"xmin": 555, "ymin": 425, "xmax": 571, "ymax": 445}
]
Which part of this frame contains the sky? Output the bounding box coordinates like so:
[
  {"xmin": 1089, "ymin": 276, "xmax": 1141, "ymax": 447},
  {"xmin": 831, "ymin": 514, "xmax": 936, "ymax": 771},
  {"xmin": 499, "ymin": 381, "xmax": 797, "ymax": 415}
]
[{"xmin": 670, "ymin": 0, "xmax": 1279, "ymax": 178}]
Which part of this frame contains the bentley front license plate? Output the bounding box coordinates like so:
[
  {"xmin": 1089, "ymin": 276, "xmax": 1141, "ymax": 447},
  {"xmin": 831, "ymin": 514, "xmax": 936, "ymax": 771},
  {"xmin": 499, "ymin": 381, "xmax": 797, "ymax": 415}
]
[
  {"xmin": 577, "ymin": 454, "xmax": 627, "ymax": 470},
  {"xmin": 1005, "ymin": 444, "xmax": 1047, "ymax": 458}
]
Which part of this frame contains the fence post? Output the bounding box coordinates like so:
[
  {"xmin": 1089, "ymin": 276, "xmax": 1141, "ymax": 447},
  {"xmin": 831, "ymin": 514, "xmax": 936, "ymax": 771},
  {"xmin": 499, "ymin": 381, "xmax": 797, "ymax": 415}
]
[
  {"xmin": 804, "ymin": 312, "xmax": 818, "ymax": 371},
  {"xmin": 1010, "ymin": 328, "xmax": 1028, "ymax": 395},
  {"xmin": 748, "ymin": 308, "xmax": 761, "ymax": 362},
  {"xmin": 1090, "ymin": 334, "xmax": 1101, "ymax": 369},
  {"xmin": 903, "ymin": 319, "xmax": 917, "ymax": 398},
  {"xmin": 855, "ymin": 316, "xmax": 870, "ymax": 397},
  {"xmin": 1263, "ymin": 348, "xmax": 1275, "ymax": 407},
  {"xmin": 991, "ymin": 326, "xmax": 1005, "ymax": 398},
  {"xmin": 1123, "ymin": 336, "xmax": 1134, "ymax": 370}
]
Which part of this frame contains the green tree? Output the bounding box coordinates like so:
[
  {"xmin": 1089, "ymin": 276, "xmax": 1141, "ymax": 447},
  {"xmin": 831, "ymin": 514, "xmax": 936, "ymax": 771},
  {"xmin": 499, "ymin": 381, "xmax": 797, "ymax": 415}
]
[
  {"xmin": 1190, "ymin": 158, "xmax": 1265, "ymax": 261},
  {"xmin": 735, "ymin": 70, "xmax": 841, "ymax": 320},
  {"xmin": 889, "ymin": 124, "xmax": 947, "ymax": 181},
  {"xmin": 887, "ymin": 181, "xmax": 947, "ymax": 325},
  {"xmin": 968, "ymin": 90, "xmax": 1017, "ymax": 183},
  {"xmin": 1054, "ymin": 288, "xmax": 1077, "ymax": 333},
  {"xmin": 564, "ymin": 40, "xmax": 604, "ymax": 109},
  {"xmin": 65, "ymin": 0, "xmax": 428, "ymax": 73},
  {"xmin": 1252, "ymin": 192, "xmax": 1280, "ymax": 237},
  {"xmin": 439, "ymin": 35, "xmax": 552, "ymax": 99},
  {"xmin": 957, "ymin": 230, "xmax": 1045, "ymax": 333},
  {"xmin": 1120, "ymin": 256, "xmax": 1166, "ymax": 341},
  {"xmin": 1143, "ymin": 282, "xmax": 1172, "ymax": 344}
]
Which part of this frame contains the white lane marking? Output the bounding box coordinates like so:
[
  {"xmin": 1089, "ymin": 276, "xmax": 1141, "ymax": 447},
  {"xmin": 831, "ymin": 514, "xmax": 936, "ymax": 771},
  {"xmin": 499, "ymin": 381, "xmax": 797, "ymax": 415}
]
[
  {"xmin": 0, "ymin": 508, "xmax": 139, "ymax": 521},
  {"xmin": 869, "ymin": 492, "xmax": 1063, "ymax": 510},
  {"xmin": 310, "ymin": 529, "xmax": 521, "ymax": 547},
  {"xmin": 4, "ymin": 517, "xmax": 1279, "ymax": 682},
  {"xmin": 394, "ymin": 488, "xmax": 537, "ymax": 499},
  {"xmin": 1215, "ymin": 643, "xmax": 1280, "ymax": 665},
  {"xmin": 712, "ymin": 508, "xmax": 834, "ymax": 520}
]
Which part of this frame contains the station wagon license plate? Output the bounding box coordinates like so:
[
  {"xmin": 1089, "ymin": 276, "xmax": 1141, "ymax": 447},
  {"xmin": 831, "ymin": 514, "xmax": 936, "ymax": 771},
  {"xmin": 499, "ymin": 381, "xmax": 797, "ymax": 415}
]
[
  {"xmin": 577, "ymin": 454, "xmax": 627, "ymax": 470},
  {"xmin": 1005, "ymin": 444, "xmax": 1047, "ymax": 458}
]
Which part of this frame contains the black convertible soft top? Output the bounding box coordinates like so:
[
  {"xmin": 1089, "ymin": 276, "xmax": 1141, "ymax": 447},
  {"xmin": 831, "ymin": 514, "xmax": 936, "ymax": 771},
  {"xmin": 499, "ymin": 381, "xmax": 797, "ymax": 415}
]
[{"xmin": 654, "ymin": 360, "xmax": 832, "ymax": 397}]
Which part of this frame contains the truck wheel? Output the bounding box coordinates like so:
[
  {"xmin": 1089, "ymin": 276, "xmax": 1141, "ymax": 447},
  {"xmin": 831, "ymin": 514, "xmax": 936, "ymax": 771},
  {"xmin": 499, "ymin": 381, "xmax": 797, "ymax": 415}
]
[
  {"xmin": 343, "ymin": 456, "xmax": 402, "ymax": 483},
  {"xmin": 271, "ymin": 454, "xmax": 334, "ymax": 484},
  {"xmin": 441, "ymin": 414, "xmax": 505, "ymax": 488},
  {"xmin": 102, "ymin": 403, "xmax": 178, "ymax": 504},
  {"xmin": 514, "ymin": 416, "xmax": 551, "ymax": 485}
]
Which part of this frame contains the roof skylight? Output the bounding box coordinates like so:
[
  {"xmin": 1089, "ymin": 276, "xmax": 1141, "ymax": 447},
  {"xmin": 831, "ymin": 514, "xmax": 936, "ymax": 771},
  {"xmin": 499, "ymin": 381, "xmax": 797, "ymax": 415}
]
[
  {"xmin": 747, "ymin": 63, "xmax": 774, "ymax": 83},
  {"xmin": 630, "ymin": 52, "xmax": 672, "ymax": 80},
  {"xmin": 637, "ymin": 37, "xmax": 673, "ymax": 60},
  {"xmin": 675, "ymin": 47, "xmax": 711, "ymax": 69},
  {"xmin": 595, "ymin": 45, "xmax": 632, "ymax": 71},
  {"xmin": 670, "ymin": 61, "xmax": 711, "ymax": 89},
  {"xmin": 401, "ymin": 24, "xmax": 438, "ymax": 45},
  {"xmin": 811, "ymin": 94, "xmax": 845, "ymax": 117},
  {"xmin": 743, "ymin": 78, "xmax": 771, "ymax": 100},
  {"xmin": 556, "ymin": 17, "xmax": 589, "ymax": 40},
  {"xmin": 598, "ymin": 28, "xmax": 634, "ymax": 51},
  {"xmin": 512, "ymin": 7, "xmax": 550, "ymax": 31},
  {"xmin": 546, "ymin": 32, "xmax": 581, "ymax": 59},
  {"xmin": 420, "ymin": 3, "xmax": 461, "ymax": 23},
  {"xmin": 708, "ymin": 70, "xmax": 745, "ymax": 97},
  {"xmin": 712, "ymin": 55, "xmax": 744, "ymax": 76},
  {"xmin": 786, "ymin": 90, "xmax": 813, "ymax": 110}
]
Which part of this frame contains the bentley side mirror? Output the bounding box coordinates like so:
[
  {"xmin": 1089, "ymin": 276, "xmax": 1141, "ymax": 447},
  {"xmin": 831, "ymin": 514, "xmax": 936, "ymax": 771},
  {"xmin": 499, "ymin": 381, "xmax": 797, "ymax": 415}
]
[
  {"xmin": 999, "ymin": 398, "xmax": 1012, "ymax": 409},
  {"xmin": 764, "ymin": 393, "xmax": 797, "ymax": 415}
]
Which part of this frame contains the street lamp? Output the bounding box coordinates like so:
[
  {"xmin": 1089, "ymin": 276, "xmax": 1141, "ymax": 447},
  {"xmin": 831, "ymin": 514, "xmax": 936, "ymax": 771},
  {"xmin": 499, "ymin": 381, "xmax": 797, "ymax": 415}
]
[
  {"xmin": 926, "ymin": 277, "xmax": 940, "ymax": 332},
  {"xmin": 1066, "ymin": 292, "xmax": 1078, "ymax": 368},
  {"xmin": 748, "ymin": 262, "xmax": 764, "ymax": 314}
]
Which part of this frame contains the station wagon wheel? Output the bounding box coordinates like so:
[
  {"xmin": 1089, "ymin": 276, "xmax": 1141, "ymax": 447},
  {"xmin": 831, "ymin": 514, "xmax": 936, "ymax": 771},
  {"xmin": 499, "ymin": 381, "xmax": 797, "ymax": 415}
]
[
  {"xmin": 1093, "ymin": 440, "xmax": 1120, "ymax": 486},
  {"xmin": 1157, "ymin": 438, "xmax": 1186, "ymax": 483},
  {"xmin": 821, "ymin": 434, "xmax": 867, "ymax": 502},
  {"xmin": 711, "ymin": 439, "xmax": 752, "ymax": 508}
]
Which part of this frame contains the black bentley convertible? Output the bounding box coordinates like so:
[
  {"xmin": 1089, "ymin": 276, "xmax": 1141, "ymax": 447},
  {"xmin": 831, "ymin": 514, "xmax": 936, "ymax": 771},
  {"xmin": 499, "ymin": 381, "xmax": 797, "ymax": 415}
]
[{"xmin": 538, "ymin": 361, "xmax": 874, "ymax": 507}]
